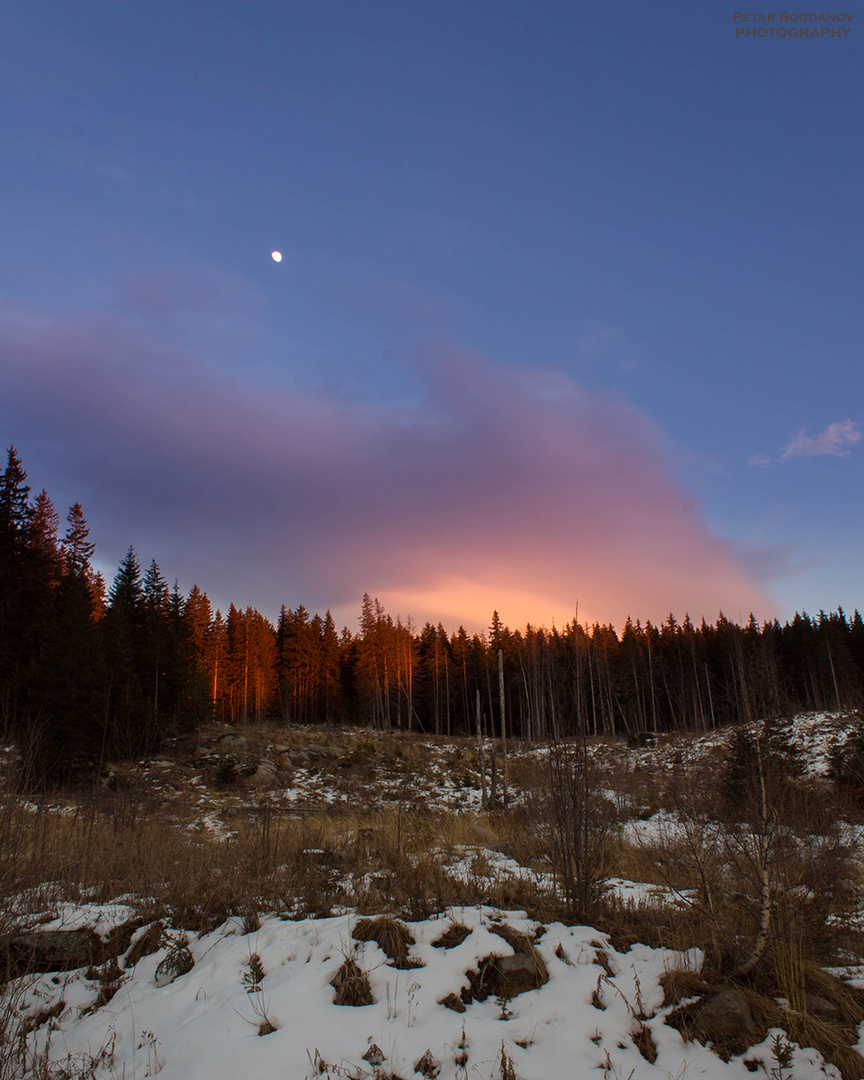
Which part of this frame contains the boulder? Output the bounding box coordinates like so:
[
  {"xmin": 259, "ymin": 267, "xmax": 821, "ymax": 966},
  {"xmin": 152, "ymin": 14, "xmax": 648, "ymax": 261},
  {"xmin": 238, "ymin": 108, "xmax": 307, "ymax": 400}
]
[
  {"xmin": 3, "ymin": 917, "xmax": 146, "ymax": 978},
  {"xmin": 4, "ymin": 930, "xmax": 102, "ymax": 975},
  {"xmin": 493, "ymin": 953, "xmax": 544, "ymax": 996},
  {"xmin": 246, "ymin": 761, "xmax": 279, "ymax": 788},
  {"xmin": 804, "ymin": 993, "xmax": 839, "ymax": 1021},
  {"xmin": 694, "ymin": 989, "xmax": 756, "ymax": 1046},
  {"xmin": 216, "ymin": 733, "xmax": 249, "ymax": 752}
]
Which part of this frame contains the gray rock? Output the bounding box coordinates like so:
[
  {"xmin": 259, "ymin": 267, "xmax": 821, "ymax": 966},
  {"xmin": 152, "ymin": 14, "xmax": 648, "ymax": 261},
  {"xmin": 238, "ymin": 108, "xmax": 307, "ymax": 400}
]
[
  {"xmin": 216, "ymin": 733, "xmax": 249, "ymax": 752},
  {"xmin": 246, "ymin": 761, "xmax": 278, "ymax": 788},
  {"xmin": 493, "ymin": 953, "xmax": 545, "ymax": 995},
  {"xmin": 695, "ymin": 989, "xmax": 756, "ymax": 1045},
  {"xmin": 804, "ymin": 993, "xmax": 839, "ymax": 1020},
  {"xmin": 5, "ymin": 930, "xmax": 101, "ymax": 974}
]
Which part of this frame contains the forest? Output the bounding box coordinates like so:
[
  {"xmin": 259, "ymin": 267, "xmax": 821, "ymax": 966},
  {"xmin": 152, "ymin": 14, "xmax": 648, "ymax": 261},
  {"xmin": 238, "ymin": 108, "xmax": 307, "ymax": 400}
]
[{"xmin": 2, "ymin": 444, "xmax": 863, "ymax": 783}]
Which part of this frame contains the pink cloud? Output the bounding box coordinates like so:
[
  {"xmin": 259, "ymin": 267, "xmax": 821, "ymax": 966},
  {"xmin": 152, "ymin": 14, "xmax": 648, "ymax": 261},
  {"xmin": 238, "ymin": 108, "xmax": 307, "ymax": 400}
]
[{"xmin": 0, "ymin": 295, "xmax": 771, "ymax": 632}]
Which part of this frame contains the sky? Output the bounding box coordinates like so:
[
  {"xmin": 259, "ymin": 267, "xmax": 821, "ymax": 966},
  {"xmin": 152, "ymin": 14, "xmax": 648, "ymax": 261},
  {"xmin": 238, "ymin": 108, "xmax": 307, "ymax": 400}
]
[{"xmin": 1, "ymin": 0, "xmax": 862, "ymax": 635}]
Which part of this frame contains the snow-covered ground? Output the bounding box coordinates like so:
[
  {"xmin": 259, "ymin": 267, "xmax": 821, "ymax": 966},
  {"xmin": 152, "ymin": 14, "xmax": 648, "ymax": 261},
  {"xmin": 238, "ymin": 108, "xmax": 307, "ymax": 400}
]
[
  {"xmin": 3, "ymin": 713, "xmax": 863, "ymax": 1079},
  {"xmin": 12, "ymin": 904, "xmax": 848, "ymax": 1080}
]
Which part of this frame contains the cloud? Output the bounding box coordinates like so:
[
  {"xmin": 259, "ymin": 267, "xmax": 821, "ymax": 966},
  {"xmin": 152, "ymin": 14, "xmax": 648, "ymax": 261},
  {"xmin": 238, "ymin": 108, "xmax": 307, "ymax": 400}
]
[
  {"xmin": 0, "ymin": 291, "xmax": 772, "ymax": 633},
  {"xmin": 781, "ymin": 420, "xmax": 861, "ymax": 461}
]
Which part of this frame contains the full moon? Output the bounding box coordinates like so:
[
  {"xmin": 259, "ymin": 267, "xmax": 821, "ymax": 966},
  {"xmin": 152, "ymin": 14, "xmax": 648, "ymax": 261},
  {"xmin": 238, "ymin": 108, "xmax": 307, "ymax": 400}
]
[{"xmin": 271, "ymin": 251, "xmax": 282, "ymax": 262}]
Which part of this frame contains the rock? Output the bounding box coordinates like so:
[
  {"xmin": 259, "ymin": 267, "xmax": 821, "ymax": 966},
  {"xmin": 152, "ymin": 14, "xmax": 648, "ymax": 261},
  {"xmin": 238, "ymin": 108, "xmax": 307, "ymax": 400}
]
[
  {"xmin": 438, "ymin": 992, "xmax": 466, "ymax": 1013},
  {"xmin": 464, "ymin": 942, "xmax": 548, "ymax": 1004},
  {"xmin": 472, "ymin": 824, "xmax": 500, "ymax": 846},
  {"xmin": 246, "ymin": 761, "xmax": 278, "ymax": 788},
  {"xmin": 216, "ymin": 733, "xmax": 249, "ymax": 752},
  {"xmin": 1, "ymin": 920, "xmax": 144, "ymax": 977},
  {"xmin": 493, "ymin": 953, "xmax": 544, "ymax": 996},
  {"xmin": 694, "ymin": 989, "xmax": 756, "ymax": 1046},
  {"xmin": 804, "ymin": 993, "xmax": 839, "ymax": 1020},
  {"xmin": 4, "ymin": 930, "xmax": 102, "ymax": 975}
]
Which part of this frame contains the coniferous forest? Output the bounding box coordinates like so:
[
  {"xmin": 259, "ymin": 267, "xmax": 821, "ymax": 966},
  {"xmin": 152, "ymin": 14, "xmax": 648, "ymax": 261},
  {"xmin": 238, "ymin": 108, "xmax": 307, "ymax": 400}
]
[{"xmin": 2, "ymin": 444, "xmax": 863, "ymax": 784}]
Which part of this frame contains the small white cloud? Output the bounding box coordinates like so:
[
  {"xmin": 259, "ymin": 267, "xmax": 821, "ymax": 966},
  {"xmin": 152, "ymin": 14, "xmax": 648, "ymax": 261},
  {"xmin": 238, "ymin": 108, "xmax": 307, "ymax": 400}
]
[
  {"xmin": 780, "ymin": 419, "xmax": 861, "ymax": 462},
  {"xmin": 747, "ymin": 455, "xmax": 773, "ymax": 468}
]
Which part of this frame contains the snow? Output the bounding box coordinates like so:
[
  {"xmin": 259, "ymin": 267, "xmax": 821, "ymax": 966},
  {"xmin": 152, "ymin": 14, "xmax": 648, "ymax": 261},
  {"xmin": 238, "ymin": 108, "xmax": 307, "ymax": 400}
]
[
  {"xmin": 3, "ymin": 713, "xmax": 862, "ymax": 1079},
  {"xmin": 11, "ymin": 906, "xmax": 843, "ymax": 1080},
  {"xmin": 36, "ymin": 901, "xmax": 138, "ymax": 939}
]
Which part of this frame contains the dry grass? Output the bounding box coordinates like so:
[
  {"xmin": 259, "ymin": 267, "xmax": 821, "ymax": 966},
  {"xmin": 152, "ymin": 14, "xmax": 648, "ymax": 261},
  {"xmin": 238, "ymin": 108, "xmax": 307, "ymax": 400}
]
[
  {"xmin": 432, "ymin": 922, "xmax": 471, "ymax": 949},
  {"xmin": 0, "ymin": 786, "xmax": 571, "ymax": 936},
  {"xmin": 659, "ymin": 967, "xmax": 710, "ymax": 1006},
  {"xmin": 352, "ymin": 916, "xmax": 419, "ymax": 968},
  {"xmin": 331, "ymin": 955, "xmax": 374, "ymax": 1007}
]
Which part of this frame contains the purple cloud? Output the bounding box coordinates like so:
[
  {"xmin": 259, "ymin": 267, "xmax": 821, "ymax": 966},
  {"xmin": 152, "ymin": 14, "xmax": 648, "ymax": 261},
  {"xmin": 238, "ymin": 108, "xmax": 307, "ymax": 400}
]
[{"xmin": 0, "ymin": 289, "xmax": 772, "ymax": 631}]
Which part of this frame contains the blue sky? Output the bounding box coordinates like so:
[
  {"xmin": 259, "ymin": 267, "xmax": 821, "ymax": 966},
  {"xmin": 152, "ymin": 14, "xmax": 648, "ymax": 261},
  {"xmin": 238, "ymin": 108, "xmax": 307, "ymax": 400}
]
[{"xmin": 1, "ymin": 0, "xmax": 861, "ymax": 631}]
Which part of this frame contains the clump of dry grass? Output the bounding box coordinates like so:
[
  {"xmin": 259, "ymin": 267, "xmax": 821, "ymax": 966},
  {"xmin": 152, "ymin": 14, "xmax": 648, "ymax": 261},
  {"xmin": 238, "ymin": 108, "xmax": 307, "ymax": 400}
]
[
  {"xmin": 432, "ymin": 922, "xmax": 471, "ymax": 949},
  {"xmin": 331, "ymin": 955, "xmax": 374, "ymax": 1007},
  {"xmin": 632, "ymin": 1022, "xmax": 657, "ymax": 1063},
  {"xmin": 659, "ymin": 967, "xmax": 710, "ymax": 1007},
  {"xmin": 352, "ymin": 916, "xmax": 419, "ymax": 968}
]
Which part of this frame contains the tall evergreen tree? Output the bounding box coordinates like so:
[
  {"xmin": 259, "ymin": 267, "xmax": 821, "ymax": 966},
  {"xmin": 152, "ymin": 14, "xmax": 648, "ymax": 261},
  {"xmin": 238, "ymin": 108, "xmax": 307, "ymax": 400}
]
[
  {"xmin": 27, "ymin": 507, "xmax": 107, "ymax": 785},
  {"xmin": 0, "ymin": 448, "xmax": 54, "ymax": 733},
  {"xmin": 102, "ymin": 547, "xmax": 146, "ymax": 755}
]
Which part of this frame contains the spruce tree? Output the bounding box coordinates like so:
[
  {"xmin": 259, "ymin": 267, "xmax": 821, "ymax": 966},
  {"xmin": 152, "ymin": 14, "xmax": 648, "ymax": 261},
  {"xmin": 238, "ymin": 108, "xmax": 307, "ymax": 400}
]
[
  {"xmin": 103, "ymin": 547, "xmax": 146, "ymax": 755},
  {"xmin": 0, "ymin": 448, "xmax": 54, "ymax": 734},
  {"xmin": 28, "ymin": 507, "xmax": 107, "ymax": 784}
]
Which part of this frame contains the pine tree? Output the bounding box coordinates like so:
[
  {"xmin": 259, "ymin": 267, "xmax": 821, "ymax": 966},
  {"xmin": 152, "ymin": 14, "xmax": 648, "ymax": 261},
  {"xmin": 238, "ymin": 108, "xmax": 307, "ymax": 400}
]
[
  {"xmin": 31, "ymin": 490, "xmax": 62, "ymax": 586},
  {"xmin": 26, "ymin": 501, "xmax": 107, "ymax": 784},
  {"xmin": 102, "ymin": 547, "xmax": 146, "ymax": 755},
  {"xmin": 28, "ymin": 560, "xmax": 108, "ymax": 785},
  {"xmin": 317, "ymin": 610, "xmax": 342, "ymax": 723},
  {"xmin": 62, "ymin": 503, "xmax": 95, "ymax": 577},
  {"xmin": 0, "ymin": 446, "xmax": 33, "ymax": 541},
  {"xmin": 0, "ymin": 448, "xmax": 53, "ymax": 733}
]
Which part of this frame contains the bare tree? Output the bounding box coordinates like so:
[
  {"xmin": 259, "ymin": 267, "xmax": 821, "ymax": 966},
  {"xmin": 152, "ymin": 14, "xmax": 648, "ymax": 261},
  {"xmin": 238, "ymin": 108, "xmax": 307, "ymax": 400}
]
[{"xmin": 546, "ymin": 720, "xmax": 614, "ymax": 919}]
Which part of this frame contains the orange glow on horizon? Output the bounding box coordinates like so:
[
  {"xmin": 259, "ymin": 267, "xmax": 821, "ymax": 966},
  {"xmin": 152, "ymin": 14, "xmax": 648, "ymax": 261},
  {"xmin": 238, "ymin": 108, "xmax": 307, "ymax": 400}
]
[{"xmin": 332, "ymin": 578, "xmax": 607, "ymax": 637}]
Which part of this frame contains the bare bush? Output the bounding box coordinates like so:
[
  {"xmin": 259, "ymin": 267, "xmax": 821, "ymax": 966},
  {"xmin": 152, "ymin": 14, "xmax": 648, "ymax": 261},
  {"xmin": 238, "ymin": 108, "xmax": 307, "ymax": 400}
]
[{"xmin": 546, "ymin": 734, "xmax": 616, "ymax": 920}]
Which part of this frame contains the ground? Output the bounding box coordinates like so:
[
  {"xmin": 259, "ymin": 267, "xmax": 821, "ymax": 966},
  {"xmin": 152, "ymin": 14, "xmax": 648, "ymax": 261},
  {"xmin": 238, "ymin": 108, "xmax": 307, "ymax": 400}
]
[{"xmin": 2, "ymin": 713, "xmax": 864, "ymax": 1079}]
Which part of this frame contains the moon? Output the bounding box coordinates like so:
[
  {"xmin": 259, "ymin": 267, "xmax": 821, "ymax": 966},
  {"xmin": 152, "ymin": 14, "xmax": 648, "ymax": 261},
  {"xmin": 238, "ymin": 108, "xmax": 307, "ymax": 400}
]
[{"xmin": 271, "ymin": 251, "xmax": 282, "ymax": 262}]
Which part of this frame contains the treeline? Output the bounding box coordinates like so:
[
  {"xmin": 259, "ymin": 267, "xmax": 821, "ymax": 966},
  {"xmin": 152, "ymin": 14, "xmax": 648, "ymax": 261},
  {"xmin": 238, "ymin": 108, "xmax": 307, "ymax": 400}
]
[{"xmin": 2, "ymin": 445, "xmax": 863, "ymax": 782}]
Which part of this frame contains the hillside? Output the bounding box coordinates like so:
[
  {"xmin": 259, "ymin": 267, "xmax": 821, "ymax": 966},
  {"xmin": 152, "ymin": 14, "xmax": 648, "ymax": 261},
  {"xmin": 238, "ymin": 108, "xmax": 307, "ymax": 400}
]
[{"xmin": 3, "ymin": 714, "xmax": 864, "ymax": 1079}]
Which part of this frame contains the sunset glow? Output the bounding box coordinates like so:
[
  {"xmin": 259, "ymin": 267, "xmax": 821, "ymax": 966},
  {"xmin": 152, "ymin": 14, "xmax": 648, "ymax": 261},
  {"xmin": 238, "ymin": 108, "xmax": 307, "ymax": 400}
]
[{"xmin": 0, "ymin": 2, "xmax": 860, "ymax": 630}]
